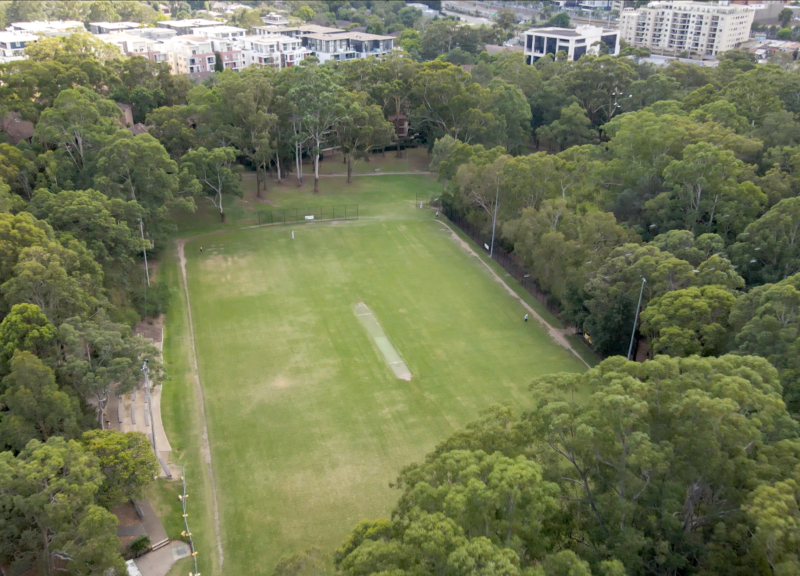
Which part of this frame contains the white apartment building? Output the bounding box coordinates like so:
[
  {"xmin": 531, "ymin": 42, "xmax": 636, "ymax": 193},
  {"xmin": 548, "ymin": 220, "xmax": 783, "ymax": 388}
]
[
  {"xmin": 238, "ymin": 34, "xmax": 309, "ymax": 69},
  {"xmin": 262, "ymin": 13, "xmax": 291, "ymax": 26},
  {"xmin": 619, "ymin": 1, "xmax": 755, "ymax": 56},
  {"xmin": 254, "ymin": 24, "xmax": 343, "ymax": 38},
  {"xmin": 163, "ymin": 36, "xmax": 216, "ymax": 77},
  {"xmin": 192, "ymin": 25, "xmax": 246, "ymax": 40},
  {"xmin": 207, "ymin": 37, "xmax": 246, "ymax": 71},
  {"xmin": 524, "ymin": 25, "xmax": 620, "ymax": 63},
  {"xmin": 157, "ymin": 19, "xmax": 219, "ymax": 36},
  {"xmin": 0, "ymin": 31, "xmax": 37, "ymax": 61},
  {"xmin": 104, "ymin": 33, "xmax": 169, "ymax": 64},
  {"xmin": 89, "ymin": 21, "xmax": 141, "ymax": 34},
  {"xmin": 303, "ymin": 31, "xmax": 394, "ymax": 63},
  {"xmin": 7, "ymin": 20, "xmax": 84, "ymax": 35}
]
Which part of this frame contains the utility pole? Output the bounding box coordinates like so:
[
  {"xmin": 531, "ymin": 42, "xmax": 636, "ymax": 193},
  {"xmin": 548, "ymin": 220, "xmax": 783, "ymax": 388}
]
[
  {"xmin": 489, "ymin": 174, "xmax": 500, "ymax": 258},
  {"xmin": 628, "ymin": 276, "xmax": 647, "ymax": 361}
]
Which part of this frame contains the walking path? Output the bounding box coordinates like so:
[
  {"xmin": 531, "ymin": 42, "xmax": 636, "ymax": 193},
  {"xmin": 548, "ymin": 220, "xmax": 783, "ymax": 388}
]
[
  {"xmin": 177, "ymin": 238, "xmax": 225, "ymax": 572},
  {"xmin": 436, "ymin": 220, "xmax": 591, "ymax": 369}
]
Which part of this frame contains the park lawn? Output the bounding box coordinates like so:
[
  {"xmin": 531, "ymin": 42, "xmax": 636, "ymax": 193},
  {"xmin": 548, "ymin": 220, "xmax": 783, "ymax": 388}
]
[
  {"xmin": 175, "ymin": 203, "xmax": 586, "ymax": 574},
  {"xmin": 171, "ymin": 173, "xmax": 442, "ymax": 237}
]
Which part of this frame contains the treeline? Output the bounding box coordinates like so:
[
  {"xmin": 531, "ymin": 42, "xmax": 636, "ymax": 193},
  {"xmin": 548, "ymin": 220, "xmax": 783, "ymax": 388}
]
[{"xmin": 335, "ymin": 355, "xmax": 800, "ymax": 576}]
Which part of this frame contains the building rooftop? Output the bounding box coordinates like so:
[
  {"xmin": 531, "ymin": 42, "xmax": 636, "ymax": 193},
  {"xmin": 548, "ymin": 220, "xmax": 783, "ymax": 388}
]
[
  {"xmin": 8, "ymin": 20, "xmax": 84, "ymax": 33},
  {"xmin": 90, "ymin": 21, "xmax": 140, "ymax": 29},
  {"xmin": 0, "ymin": 31, "xmax": 38, "ymax": 42},
  {"xmin": 326, "ymin": 31, "xmax": 395, "ymax": 41},
  {"xmin": 240, "ymin": 34, "xmax": 298, "ymax": 43},
  {"xmin": 159, "ymin": 19, "xmax": 218, "ymax": 28},
  {"xmin": 525, "ymin": 25, "xmax": 616, "ymax": 37},
  {"xmin": 193, "ymin": 25, "xmax": 246, "ymax": 34}
]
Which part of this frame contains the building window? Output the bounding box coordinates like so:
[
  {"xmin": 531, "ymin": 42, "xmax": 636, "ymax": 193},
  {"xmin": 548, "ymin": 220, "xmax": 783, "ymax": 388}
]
[
  {"xmin": 534, "ymin": 35, "xmax": 544, "ymax": 52},
  {"xmin": 546, "ymin": 37, "xmax": 558, "ymax": 55}
]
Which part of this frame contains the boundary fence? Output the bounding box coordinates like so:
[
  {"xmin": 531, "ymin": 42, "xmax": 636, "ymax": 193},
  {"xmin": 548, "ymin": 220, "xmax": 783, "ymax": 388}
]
[
  {"xmin": 442, "ymin": 206, "xmax": 602, "ymax": 360},
  {"xmin": 258, "ymin": 205, "xmax": 358, "ymax": 226}
]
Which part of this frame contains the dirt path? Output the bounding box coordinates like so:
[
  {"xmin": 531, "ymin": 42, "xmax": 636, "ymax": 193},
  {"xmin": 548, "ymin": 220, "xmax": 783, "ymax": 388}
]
[
  {"xmin": 436, "ymin": 220, "xmax": 591, "ymax": 369},
  {"xmin": 176, "ymin": 239, "xmax": 225, "ymax": 571}
]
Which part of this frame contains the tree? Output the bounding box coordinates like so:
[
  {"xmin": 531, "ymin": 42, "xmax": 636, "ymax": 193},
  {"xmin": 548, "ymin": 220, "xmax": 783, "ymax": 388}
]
[
  {"xmin": 59, "ymin": 311, "xmax": 160, "ymax": 426},
  {"xmin": 640, "ymin": 284, "xmax": 737, "ymax": 356},
  {"xmin": 731, "ymin": 273, "xmax": 800, "ymax": 413},
  {"xmin": 29, "ymin": 188, "xmax": 146, "ymax": 277},
  {"xmin": 146, "ymin": 105, "xmax": 197, "ymax": 162},
  {"xmin": 0, "ymin": 351, "xmax": 82, "ymax": 452},
  {"xmin": 289, "ymin": 64, "xmax": 346, "ymax": 193},
  {"xmin": 494, "ymin": 8, "xmax": 518, "ymax": 32},
  {"xmin": 85, "ymin": 1, "xmax": 120, "ymax": 24},
  {"xmin": 82, "ymin": 430, "xmax": 159, "ymax": 508},
  {"xmin": 777, "ymin": 27, "xmax": 793, "ymax": 40},
  {"xmin": 536, "ymin": 102, "xmax": 596, "ymax": 152},
  {"xmin": 369, "ymin": 51, "xmax": 417, "ymax": 157},
  {"xmin": 779, "ymin": 7, "xmax": 794, "ymax": 28},
  {"xmin": 213, "ymin": 69, "xmax": 277, "ymax": 197},
  {"xmin": 647, "ymin": 142, "xmax": 766, "ymax": 238},
  {"xmin": 214, "ymin": 51, "xmax": 224, "ymax": 73},
  {"xmin": 0, "ymin": 437, "xmax": 125, "ymax": 576},
  {"xmin": 583, "ymin": 244, "xmax": 701, "ymax": 356},
  {"xmin": 34, "ymin": 87, "xmax": 121, "ymax": 183},
  {"xmin": 0, "ymin": 303, "xmax": 57, "ymax": 372},
  {"xmin": 181, "ymin": 147, "xmax": 242, "ymax": 221},
  {"xmin": 730, "ymin": 197, "xmax": 800, "ymax": 285},
  {"xmin": 335, "ymin": 98, "xmax": 394, "ymax": 183},
  {"xmin": 296, "ymin": 5, "xmax": 315, "ymax": 21},
  {"xmin": 95, "ymin": 130, "xmax": 199, "ymax": 248},
  {"xmin": 545, "ymin": 12, "xmax": 570, "ymax": 28}
]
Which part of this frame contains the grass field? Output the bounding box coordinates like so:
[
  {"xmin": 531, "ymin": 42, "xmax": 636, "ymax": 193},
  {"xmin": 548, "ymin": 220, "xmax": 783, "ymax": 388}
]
[{"xmin": 159, "ymin": 159, "xmax": 588, "ymax": 575}]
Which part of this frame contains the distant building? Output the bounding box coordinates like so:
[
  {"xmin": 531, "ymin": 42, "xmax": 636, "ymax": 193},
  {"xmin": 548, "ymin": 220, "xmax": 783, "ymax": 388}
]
[
  {"xmin": 2, "ymin": 112, "xmax": 34, "ymax": 145},
  {"xmin": 302, "ymin": 31, "xmax": 394, "ymax": 63},
  {"xmin": 238, "ymin": 34, "xmax": 310, "ymax": 69},
  {"xmin": 7, "ymin": 20, "xmax": 84, "ymax": 35},
  {"xmin": 207, "ymin": 37, "xmax": 246, "ymax": 71},
  {"xmin": 619, "ymin": 1, "xmax": 755, "ymax": 57},
  {"xmin": 162, "ymin": 35, "xmax": 217, "ymax": 77},
  {"xmin": 89, "ymin": 21, "xmax": 140, "ymax": 34},
  {"xmin": 127, "ymin": 27, "xmax": 177, "ymax": 41},
  {"xmin": 104, "ymin": 33, "xmax": 169, "ymax": 63},
  {"xmin": 524, "ymin": 25, "xmax": 619, "ymax": 63},
  {"xmin": 116, "ymin": 103, "xmax": 134, "ymax": 126},
  {"xmin": 731, "ymin": 1, "xmax": 787, "ymax": 23},
  {"xmin": 262, "ymin": 13, "xmax": 291, "ymax": 26},
  {"xmin": 192, "ymin": 25, "xmax": 247, "ymax": 40},
  {"xmin": 157, "ymin": 19, "xmax": 219, "ymax": 36},
  {"xmin": 0, "ymin": 31, "xmax": 37, "ymax": 61}
]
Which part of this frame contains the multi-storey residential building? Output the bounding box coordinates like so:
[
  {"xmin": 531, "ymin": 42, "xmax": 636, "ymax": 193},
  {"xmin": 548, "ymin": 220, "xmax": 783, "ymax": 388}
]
[
  {"xmin": 157, "ymin": 19, "xmax": 219, "ymax": 36},
  {"xmin": 162, "ymin": 36, "xmax": 216, "ymax": 77},
  {"xmin": 127, "ymin": 27, "xmax": 177, "ymax": 41},
  {"xmin": 104, "ymin": 33, "xmax": 169, "ymax": 63},
  {"xmin": 254, "ymin": 24, "xmax": 343, "ymax": 38},
  {"xmin": 89, "ymin": 21, "xmax": 141, "ymax": 34},
  {"xmin": 7, "ymin": 20, "xmax": 84, "ymax": 35},
  {"xmin": 192, "ymin": 25, "xmax": 246, "ymax": 41},
  {"xmin": 207, "ymin": 37, "xmax": 246, "ymax": 71},
  {"xmin": 303, "ymin": 31, "xmax": 394, "ymax": 62},
  {"xmin": 619, "ymin": 1, "xmax": 755, "ymax": 57},
  {"xmin": 523, "ymin": 25, "xmax": 619, "ymax": 63},
  {"xmin": 238, "ymin": 34, "xmax": 309, "ymax": 69},
  {"xmin": 0, "ymin": 31, "xmax": 37, "ymax": 61}
]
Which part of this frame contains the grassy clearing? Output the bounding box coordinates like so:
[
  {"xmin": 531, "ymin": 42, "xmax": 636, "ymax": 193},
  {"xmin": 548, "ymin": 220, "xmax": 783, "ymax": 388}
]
[
  {"xmin": 176, "ymin": 209, "xmax": 585, "ymax": 574},
  {"xmin": 148, "ymin": 247, "xmax": 220, "ymax": 576}
]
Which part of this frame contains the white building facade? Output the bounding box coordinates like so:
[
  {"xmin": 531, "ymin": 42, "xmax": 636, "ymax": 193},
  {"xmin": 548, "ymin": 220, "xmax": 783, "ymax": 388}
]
[
  {"xmin": 524, "ymin": 25, "xmax": 620, "ymax": 63},
  {"xmin": 238, "ymin": 34, "xmax": 309, "ymax": 69},
  {"xmin": 619, "ymin": 1, "xmax": 755, "ymax": 56}
]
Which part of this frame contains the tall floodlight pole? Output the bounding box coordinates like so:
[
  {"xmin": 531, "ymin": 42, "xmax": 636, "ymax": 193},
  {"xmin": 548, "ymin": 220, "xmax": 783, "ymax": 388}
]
[
  {"xmin": 489, "ymin": 174, "xmax": 500, "ymax": 258},
  {"xmin": 628, "ymin": 276, "xmax": 647, "ymax": 361},
  {"xmin": 141, "ymin": 359, "xmax": 156, "ymax": 453}
]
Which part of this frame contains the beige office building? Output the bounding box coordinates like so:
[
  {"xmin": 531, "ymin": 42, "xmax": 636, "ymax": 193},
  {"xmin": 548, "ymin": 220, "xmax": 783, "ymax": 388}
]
[{"xmin": 620, "ymin": 1, "xmax": 755, "ymax": 57}]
